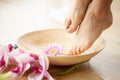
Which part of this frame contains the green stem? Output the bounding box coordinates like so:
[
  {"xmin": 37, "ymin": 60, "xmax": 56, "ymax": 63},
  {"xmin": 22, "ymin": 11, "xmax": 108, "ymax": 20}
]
[
  {"xmin": 51, "ymin": 60, "xmax": 90, "ymax": 76},
  {"xmin": 0, "ymin": 72, "xmax": 11, "ymax": 79}
]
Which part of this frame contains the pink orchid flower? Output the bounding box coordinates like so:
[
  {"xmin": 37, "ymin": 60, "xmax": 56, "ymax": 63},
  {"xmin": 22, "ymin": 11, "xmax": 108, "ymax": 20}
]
[
  {"xmin": 9, "ymin": 49, "xmax": 54, "ymax": 80},
  {"xmin": 0, "ymin": 44, "xmax": 54, "ymax": 80}
]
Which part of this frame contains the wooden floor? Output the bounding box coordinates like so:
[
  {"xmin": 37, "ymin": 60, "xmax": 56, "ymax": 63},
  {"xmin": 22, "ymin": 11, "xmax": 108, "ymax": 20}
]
[{"xmin": 0, "ymin": 0, "xmax": 120, "ymax": 80}]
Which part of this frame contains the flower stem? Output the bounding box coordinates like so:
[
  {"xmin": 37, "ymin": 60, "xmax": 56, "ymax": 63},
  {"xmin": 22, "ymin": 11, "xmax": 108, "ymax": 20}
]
[
  {"xmin": 0, "ymin": 72, "xmax": 11, "ymax": 80},
  {"xmin": 51, "ymin": 60, "xmax": 90, "ymax": 76}
]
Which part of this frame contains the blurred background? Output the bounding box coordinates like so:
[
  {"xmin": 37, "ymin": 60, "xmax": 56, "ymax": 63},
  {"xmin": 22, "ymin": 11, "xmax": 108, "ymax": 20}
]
[{"xmin": 0, "ymin": 0, "xmax": 72, "ymax": 44}]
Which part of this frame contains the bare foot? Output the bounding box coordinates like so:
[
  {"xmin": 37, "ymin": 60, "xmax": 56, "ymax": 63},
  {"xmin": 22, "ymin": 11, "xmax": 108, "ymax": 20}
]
[
  {"xmin": 68, "ymin": 0, "xmax": 113, "ymax": 55},
  {"xmin": 64, "ymin": 0, "xmax": 91, "ymax": 33}
]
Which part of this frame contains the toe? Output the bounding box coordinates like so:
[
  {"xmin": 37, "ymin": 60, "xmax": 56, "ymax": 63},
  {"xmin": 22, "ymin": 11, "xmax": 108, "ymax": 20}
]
[
  {"xmin": 67, "ymin": 21, "xmax": 80, "ymax": 33},
  {"xmin": 69, "ymin": 44, "xmax": 77, "ymax": 55},
  {"xmin": 64, "ymin": 18, "xmax": 71, "ymax": 30},
  {"xmin": 72, "ymin": 46, "xmax": 76, "ymax": 55},
  {"xmin": 75, "ymin": 45, "xmax": 81, "ymax": 55},
  {"xmin": 80, "ymin": 42, "xmax": 92, "ymax": 53}
]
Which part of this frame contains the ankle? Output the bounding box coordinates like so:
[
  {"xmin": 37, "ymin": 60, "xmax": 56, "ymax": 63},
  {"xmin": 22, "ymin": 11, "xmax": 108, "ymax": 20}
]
[{"xmin": 94, "ymin": 8, "xmax": 111, "ymax": 20}]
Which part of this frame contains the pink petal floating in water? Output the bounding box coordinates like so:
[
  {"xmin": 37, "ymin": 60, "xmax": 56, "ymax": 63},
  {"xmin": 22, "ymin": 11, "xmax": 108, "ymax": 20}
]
[{"xmin": 43, "ymin": 43, "xmax": 63, "ymax": 56}]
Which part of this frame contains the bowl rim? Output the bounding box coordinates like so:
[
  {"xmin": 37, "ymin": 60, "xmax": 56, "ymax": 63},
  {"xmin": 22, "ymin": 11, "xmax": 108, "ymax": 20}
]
[{"xmin": 16, "ymin": 28, "xmax": 106, "ymax": 58}]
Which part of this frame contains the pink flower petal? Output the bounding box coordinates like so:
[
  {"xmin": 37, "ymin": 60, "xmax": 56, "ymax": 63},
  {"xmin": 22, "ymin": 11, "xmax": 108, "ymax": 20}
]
[
  {"xmin": 10, "ymin": 49, "xmax": 38, "ymax": 64},
  {"xmin": 11, "ymin": 63, "xmax": 30, "ymax": 77},
  {"xmin": 30, "ymin": 54, "xmax": 39, "ymax": 60},
  {"xmin": 28, "ymin": 70, "xmax": 43, "ymax": 80},
  {"xmin": 0, "ymin": 45, "xmax": 9, "ymax": 56},
  {"xmin": 8, "ymin": 44, "xmax": 13, "ymax": 52},
  {"xmin": 44, "ymin": 71, "xmax": 55, "ymax": 80},
  {"xmin": 0, "ymin": 46, "xmax": 10, "ymax": 72},
  {"xmin": 39, "ymin": 55, "xmax": 49, "ymax": 70},
  {"xmin": 0, "ymin": 56, "xmax": 9, "ymax": 73}
]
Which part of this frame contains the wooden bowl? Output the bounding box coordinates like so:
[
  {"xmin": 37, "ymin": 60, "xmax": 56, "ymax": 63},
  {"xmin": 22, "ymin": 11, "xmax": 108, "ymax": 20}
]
[{"xmin": 17, "ymin": 29, "xmax": 106, "ymax": 66}]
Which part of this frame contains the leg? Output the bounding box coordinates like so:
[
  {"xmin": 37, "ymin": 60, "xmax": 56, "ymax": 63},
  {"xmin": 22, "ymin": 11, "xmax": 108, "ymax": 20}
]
[{"xmin": 69, "ymin": 0, "xmax": 113, "ymax": 55}]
